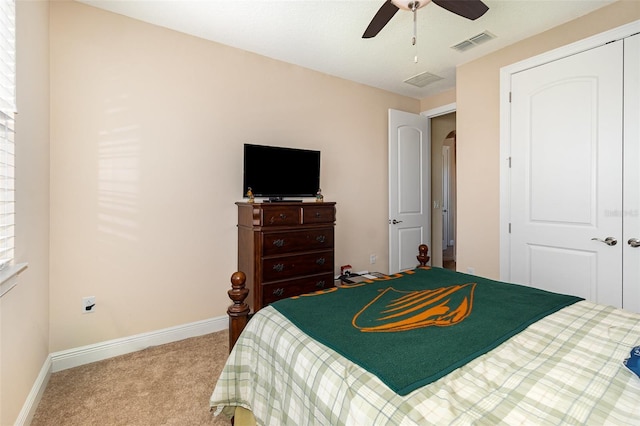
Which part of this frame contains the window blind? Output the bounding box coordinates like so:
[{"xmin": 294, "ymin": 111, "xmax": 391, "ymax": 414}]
[{"xmin": 0, "ymin": 0, "xmax": 15, "ymax": 270}]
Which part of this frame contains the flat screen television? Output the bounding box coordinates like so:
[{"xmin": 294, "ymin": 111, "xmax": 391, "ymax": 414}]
[{"xmin": 243, "ymin": 143, "xmax": 321, "ymax": 201}]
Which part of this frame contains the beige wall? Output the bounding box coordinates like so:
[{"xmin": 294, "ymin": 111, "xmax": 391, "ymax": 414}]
[
  {"xmin": 0, "ymin": 1, "xmax": 51, "ymax": 424},
  {"xmin": 48, "ymin": 1, "xmax": 419, "ymax": 352},
  {"xmin": 453, "ymin": 0, "xmax": 640, "ymax": 279},
  {"xmin": 420, "ymin": 88, "xmax": 455, "ymax": 112}
]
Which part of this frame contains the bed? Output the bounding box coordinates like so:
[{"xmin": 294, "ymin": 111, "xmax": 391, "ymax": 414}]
[{"xmin": 210, "ymin": 245, "xmax": 640, "ymax": 425}]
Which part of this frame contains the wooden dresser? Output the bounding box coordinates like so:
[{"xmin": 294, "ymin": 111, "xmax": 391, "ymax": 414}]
[{"xmin": 236, "ymin": 201, "xmax": 336, "ymax": 312}]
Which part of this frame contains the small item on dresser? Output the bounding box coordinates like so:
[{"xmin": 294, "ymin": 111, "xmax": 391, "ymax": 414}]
[
  {"xmin": 316, "ymin": 188, "xmax": 324, "ymax": 202},
  {"xmin": 246, "ymin": 187, "xmax": 255, "ymax": 203},
  {"xmin": 623, "ymin": 345, "xmax": 640, "ymax": 380}
]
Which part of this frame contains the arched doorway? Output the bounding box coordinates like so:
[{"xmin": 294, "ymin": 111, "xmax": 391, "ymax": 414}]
[{"xmin": 430, "ymin": 113, "xmax": 456, "ymax": 270}]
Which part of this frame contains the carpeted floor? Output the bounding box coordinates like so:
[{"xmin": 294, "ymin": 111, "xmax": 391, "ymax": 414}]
[{"xmin": 32, "ymin": 331, "xmax": 232, "ymax": 426}]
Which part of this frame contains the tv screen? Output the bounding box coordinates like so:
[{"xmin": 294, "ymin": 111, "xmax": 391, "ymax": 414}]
[{"xmin": 243, "ymin": 144, "xmax": 321, "ymax": 200}]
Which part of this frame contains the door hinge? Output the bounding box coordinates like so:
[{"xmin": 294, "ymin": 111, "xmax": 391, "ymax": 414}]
[
  {"xmin": 508, "ymin": 157, "xmax": 511, "ymax": 168},
  {"xmin": 509, "ymin": 223, "xmax": 512, "ymax": 233},
  {"xmin": 509, "ymin": 91, "xmax": 512, "ymax": 103}
]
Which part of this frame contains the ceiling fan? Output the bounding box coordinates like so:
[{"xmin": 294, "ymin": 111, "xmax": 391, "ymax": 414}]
[{"xmin": 363, "ymin": 0, "xmax": 489, "ymax": 39}]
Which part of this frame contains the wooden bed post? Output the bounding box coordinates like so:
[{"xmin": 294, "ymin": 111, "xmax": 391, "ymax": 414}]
[
  {"xmin": 417, "ymin": 244, "xmax": 430, "ymax": 267},
  {"xmin": 227, "ymin": 271, "xmax": 250, "ymax": 352}
]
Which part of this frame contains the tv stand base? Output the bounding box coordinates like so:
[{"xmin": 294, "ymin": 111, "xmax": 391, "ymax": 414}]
[{"xmin": 265, "ymin": 198, "xmax": 301, "ymax": 203}]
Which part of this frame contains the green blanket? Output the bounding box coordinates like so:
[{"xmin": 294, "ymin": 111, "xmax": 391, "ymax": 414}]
[{"xmin": 271, "ymin": 267, "xmax": 582, "ymax": 396}]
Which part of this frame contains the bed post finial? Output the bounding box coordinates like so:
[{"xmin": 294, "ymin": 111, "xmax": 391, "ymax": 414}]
[
  {"xmin": 417, "ymin": 244, "xmax": 430, "ymax": 267},
  {"xmin": 228, "ymin": 271, "xmax": 250, "ymax": 352}
]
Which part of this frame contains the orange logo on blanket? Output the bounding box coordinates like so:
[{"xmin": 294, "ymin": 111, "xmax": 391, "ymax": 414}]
[{"xmin": 352, "ymin": 283, "xmax": 476, "ymax": 332}]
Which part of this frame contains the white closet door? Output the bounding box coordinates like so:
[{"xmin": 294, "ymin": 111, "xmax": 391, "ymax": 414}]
[
  {"xmin": 509, "ymin": 41, "xmax": 624, "ymax": 307},
  {"xmin": 624, "ymin": 34, "xmax": 640, "ymax": 313}
]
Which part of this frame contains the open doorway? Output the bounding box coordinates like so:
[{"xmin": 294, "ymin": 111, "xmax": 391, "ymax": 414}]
[{"xmin": 430, "ymin": 112, "xmax": 456, "ymax": 270}]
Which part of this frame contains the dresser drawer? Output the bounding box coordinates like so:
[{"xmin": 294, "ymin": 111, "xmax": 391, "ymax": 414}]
[
  {"xmin": 259, "ymin": 206, "xmax": 301, "ymax": 227},
  {"xmin": 302, "ymin": 205, "xmax": 335, "ymax": 224},
  {"xmin": 262, "ymin": 250, "xmax": 334, "ymax": 281},
  {"xmin": 262, "ymin": 273, "xmax": 335, "ymax": 305},
  {"xmin": 262, "ymin": 228, "xmax": 334, "ymax": 256}
]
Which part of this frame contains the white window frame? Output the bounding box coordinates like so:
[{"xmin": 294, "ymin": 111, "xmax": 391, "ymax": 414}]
[{"xmin": 0, "ymin": 0, "xmax": 26, "ymax": 297}]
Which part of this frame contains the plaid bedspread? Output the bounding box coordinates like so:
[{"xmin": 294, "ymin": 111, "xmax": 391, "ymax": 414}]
[{"xmin": 210, "ymin": 301, "xmax": 640, "ymax": 425}]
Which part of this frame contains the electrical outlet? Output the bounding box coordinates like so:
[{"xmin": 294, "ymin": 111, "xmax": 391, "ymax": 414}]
[
  {"xmin": 82, "ymin": 296, "xmax": 96, "ymax": 313},
  {"xmin": 370, "ymin": 254, "xmax": 376, "ymax": 264},
  {"xmin": 467, "ymin": 267, "xmax": 475, "ymax": 274}
]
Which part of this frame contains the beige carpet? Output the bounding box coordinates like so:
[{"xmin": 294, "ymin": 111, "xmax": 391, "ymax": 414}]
[{"xmin": 32, "ymin": 331, "xmax": 232, "ymax": 426}]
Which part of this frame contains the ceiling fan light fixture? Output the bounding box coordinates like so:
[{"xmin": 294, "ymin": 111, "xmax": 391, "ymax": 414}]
[{"xmin": 391, "ymin": 0, "xmax": 429, "ymax": 11}]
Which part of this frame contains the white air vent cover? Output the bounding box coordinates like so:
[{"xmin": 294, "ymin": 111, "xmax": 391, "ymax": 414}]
[
  {"xmin": 451, "ymin": 30, "xmax": 495, "ymax": 52},
  {"xmin": 404, "ymin": 71, "xmax": 443, "ymax": 88}
]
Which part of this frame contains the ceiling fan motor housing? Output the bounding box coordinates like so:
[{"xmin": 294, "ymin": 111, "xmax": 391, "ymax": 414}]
[{"xmin": 391, "ymin": 1, "xmax": 428, "ymax": 11}]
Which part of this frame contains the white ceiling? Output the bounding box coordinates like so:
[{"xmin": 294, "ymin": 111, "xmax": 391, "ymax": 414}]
[{"xmin": 77, "ymin": 0, "xmax": 617, "ymax": 99}]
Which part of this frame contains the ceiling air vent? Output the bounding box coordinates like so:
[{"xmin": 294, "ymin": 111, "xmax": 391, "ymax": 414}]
[
  {"xmin": 404, "ymin": 71, "xmax": 443, "ymax": 88},
  {"xmin": 451, "ymin": 30, "xmax": 495, "ymax": 52}
]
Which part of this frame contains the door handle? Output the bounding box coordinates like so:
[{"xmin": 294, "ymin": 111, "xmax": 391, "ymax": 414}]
[
  {"xmin": 628, "ymin": 238, "xmax": 640, "ymax": 248},
  {"xmin": 390, "ymin": 219, "xmax": 404, "ymax": 225},
  {"xmin": 591, "ymin": 237, "xmax": 617, "ymax": 246}
]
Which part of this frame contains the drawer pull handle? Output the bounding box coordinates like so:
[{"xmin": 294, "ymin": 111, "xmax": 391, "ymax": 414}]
[
  {"xmin": 273, "ymin": 264, "xmax": 285, "ymax": 272},
  {"xmin": 316, "ymin": 258, "xmax": 325, "ymax": 265},
  {"xmin": 273, "ymin": 239, "xmax": 285, "ymax": 247},
  {"xmin": 268, "ymin": 214, "xmax": 287, "ymax": 224},
  {"xmin": 316, "ymin": 280, "xmax": 326, "ymax": 288},
  {"xmin": 316, "ymin": 235, "xmax": 326, "ymax": 243},
  {"xmin": 273, "ymin": 288, "xmax": 284, "ymax": 296},
  {"xmin": 315, "ymin": 212, "xmax": 321, "ymax": 218}
]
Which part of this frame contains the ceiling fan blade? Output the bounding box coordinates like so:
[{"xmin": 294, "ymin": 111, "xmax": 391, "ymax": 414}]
[
  {"xmin": 432, "ymin": 0, "xmax": 489, "ymax": 20},
  {"xmin": 362, "ymin": 1, "xmax": 400, "ymax": 39}
]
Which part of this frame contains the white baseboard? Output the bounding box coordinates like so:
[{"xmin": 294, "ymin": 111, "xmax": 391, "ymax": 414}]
[
  {"xmin": 51, "ymin": 315, "xmax": 228, "ymax": 372},
  {"xmin": 14, "ymin": 355, "xmax": 52, "ymax": 426},
  {"xmin": 17, "ymin": 315, "xmax": 227, "ymax": 424}
]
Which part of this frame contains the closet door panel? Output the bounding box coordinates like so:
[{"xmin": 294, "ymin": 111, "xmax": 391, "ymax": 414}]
[{"xmin": 509, "ymin": 41, "xmax": 624, "ymax": 307}]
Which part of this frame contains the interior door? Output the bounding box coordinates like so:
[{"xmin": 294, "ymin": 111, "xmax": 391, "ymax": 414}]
[
  {"xmin": 509, "ymin": 41, "xmax": 624, "ymax": 308},
  {"xmin": 388, "ymin": 109, "xmax": 430, "ymax": 273},
  {"xmin": 624, "ymin": 33, "xmax": 640, "ymax": 313}
]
